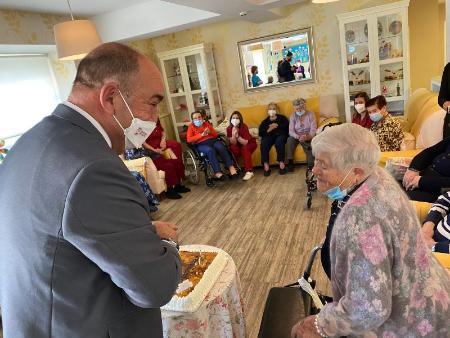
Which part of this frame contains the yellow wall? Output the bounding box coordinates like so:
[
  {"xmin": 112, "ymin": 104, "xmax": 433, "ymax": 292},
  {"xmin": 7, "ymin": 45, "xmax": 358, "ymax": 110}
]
[{"xmin": 408, "ymin": 0, "xmax": 445, "ymax": 92}]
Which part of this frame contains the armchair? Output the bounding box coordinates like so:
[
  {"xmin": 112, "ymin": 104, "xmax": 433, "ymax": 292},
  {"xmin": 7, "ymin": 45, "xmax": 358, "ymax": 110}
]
[{"xmin": 122, "ymin": 156, "xmax": 167, "ymax": 195}]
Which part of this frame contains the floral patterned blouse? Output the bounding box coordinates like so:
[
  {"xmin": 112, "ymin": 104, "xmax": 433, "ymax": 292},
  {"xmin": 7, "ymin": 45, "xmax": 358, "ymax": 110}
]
[
  {"xmin": 316, "ymin": 167, "xmax": 450, "ymax": 337},
  {"xmin": 370, "ymin": 114, "xmax": 404, "ymax": 152}
]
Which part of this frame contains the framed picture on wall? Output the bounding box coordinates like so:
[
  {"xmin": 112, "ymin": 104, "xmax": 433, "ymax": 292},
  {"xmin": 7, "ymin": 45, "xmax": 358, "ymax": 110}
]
[{"xmin": 237, "ymin": 27, "xmax": 316, "ymax": 92}]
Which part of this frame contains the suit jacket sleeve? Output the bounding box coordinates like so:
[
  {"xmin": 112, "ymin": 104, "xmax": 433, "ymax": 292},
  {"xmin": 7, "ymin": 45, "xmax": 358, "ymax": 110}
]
[
  {"xmin": 409, "ymin": 137, "xmax": 450, "ymax": 171},
  {"xmin": 63, "ymin": 158, "xmax": 181, "ymax": 308},
  {"xmin": 439, "ymin": 63, "xmax": 450, "ymax": 108}
]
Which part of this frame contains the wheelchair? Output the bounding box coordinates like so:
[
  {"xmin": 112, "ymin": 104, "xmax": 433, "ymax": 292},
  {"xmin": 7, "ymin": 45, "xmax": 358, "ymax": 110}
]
[{"xmin": 183, "ymin": 136, "xmax": 241, "ymax": 187}]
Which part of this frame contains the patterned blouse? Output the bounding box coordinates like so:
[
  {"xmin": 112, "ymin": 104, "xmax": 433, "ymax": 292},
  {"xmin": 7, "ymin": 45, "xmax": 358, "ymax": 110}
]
[
  {"xmin": 316, "ymin": 167, "xmax": 450, "ymax": 337},
  {"xmin": 370, "ymin": 114, "xmax": 404, "ymax": 151}
]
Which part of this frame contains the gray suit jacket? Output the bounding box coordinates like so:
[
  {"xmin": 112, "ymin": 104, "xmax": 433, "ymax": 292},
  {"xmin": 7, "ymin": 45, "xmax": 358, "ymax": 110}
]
[{"xmin": 0, "ymin": 104, "xmax": 181, "ymax": 338}]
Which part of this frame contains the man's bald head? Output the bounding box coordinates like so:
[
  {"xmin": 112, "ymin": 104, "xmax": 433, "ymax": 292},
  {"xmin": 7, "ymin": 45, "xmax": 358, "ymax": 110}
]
[{"xmin": 74, "ymin": 42, "xmax": 143, "ymax": 93}]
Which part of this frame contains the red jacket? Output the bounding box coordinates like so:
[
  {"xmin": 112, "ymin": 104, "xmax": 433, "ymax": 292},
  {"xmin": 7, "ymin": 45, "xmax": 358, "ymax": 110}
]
[
  {"xmin": 226, "ymin": 123, "xmax": 257, "ymax": 147},
  {"xmin": 145, "ymin": 120, "xmax": 163, "ymax": 149},
  {"xmin": 352, "ymin": 113, "xmax": 373, "ymax": 129},
  {"xmin": 186, "ymin": 121, "xmax": 218, "ymax": 144}
]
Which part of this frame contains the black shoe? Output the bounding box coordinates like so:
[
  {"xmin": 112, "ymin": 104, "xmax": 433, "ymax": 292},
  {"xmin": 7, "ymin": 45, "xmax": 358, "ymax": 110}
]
[
  {"xmin": 213, "ymin": 175, "xmax": 226, "ymax": 181},
  {"xmin": 229, "ymin": 173, "xmax": 239, "ymax": 179},
  {"xmin": 263, "ymin": 169, "xmax": 271, "ymax": 177},
  {"xmin": 279, "ymin": 167, "xmax": 287, "ymax": 175},
  {"xmin": 175, "ymin": 184, "xmax": 191, "ymax": 193},
  {"xmin": 166, "ymin": 188, "xmax": 182, "ymax": 199},
  {"xmin": 288, "ymin": 163, "xmax": 295, "ymax": 172}
]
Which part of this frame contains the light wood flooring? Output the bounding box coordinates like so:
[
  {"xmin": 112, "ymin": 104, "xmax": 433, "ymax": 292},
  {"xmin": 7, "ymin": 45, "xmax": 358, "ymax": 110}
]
[{"xmin": 156, "ymin": 165, "xmax": 332, "ymax": 338}]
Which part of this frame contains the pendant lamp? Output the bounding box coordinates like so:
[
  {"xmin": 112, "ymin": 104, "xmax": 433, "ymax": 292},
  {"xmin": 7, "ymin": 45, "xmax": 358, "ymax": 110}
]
[{"xmin": 53, "ymin": 0, "xmax": 101, "ymax": 61}]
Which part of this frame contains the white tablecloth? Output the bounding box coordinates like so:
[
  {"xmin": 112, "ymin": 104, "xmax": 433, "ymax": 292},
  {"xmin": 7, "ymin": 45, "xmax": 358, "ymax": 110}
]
[{"xmin": 162, "ymin": 246, "xmax": 246, "ymax": 337}]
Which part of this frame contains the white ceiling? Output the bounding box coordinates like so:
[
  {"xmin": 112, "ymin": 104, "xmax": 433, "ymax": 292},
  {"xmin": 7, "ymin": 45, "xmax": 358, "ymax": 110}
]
[{"xmin": 0, "ymin": 0, "xmax": 308, "ymax": 42}]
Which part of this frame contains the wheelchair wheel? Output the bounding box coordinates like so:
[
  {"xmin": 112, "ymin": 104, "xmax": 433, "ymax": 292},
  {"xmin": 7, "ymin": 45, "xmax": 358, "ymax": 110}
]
[
  {"xmin": 183, "ymin": 149, "xmax": 200, "ymax": 185},
  {"xmin": 305, "ymin": 194, "xmax": 312, "ymax": 209}
]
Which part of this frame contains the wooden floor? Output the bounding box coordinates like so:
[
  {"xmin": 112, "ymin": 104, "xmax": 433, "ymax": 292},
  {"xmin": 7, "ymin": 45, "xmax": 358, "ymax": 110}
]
[{"xmin": 156, "ymin": 165, "xmax": 331, "ymax": 338}]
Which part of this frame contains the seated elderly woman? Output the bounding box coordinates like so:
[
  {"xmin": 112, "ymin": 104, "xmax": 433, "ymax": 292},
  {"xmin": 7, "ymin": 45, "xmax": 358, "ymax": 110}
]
[
  {"xmin": 291, "ymin": 123, "xmax": 450, "ymax": 337},
  {"xmin": 259, "ymin": 102, "xmax": 289, "ymax": 176},
  {"xmin": 286, "ymin": 98, "xmax": 317, "ymax": 172},
  {"xmin": 186, "ymin": 111, "xmax": 237, "ymax": 180},
  {"xmin": 403, "ymin": 137, "xmax": 450, "ymax": 202},
  {"xmin": 366, "ymin": 95, "xmax": 404, "ymax": 151},
  {"xmin": 421, "ymin": 191, "xmax": 450, "ymax": 253}
]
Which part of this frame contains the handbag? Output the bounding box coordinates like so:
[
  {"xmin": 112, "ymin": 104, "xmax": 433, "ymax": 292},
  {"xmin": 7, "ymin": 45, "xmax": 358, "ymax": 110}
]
[{"xmin": 163, "ymin": 148, "xmax": 178, "ymax": 160}]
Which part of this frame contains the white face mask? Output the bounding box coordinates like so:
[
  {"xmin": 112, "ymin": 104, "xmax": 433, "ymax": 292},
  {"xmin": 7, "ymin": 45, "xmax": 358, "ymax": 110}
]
[
  {"xmin": 268, "ymin": 109, "xmax": 276, "ymax": 117},
  {"xmin": 231, "ymin": 118, "xmax": 240, "ymax": 126},
  {"xmin": 113, "ymin": 89, "xmax": 156, "ymax": 149},
  {"xmin": 354, "ymin": 103, "xmax": 366, "ymax": 114}
]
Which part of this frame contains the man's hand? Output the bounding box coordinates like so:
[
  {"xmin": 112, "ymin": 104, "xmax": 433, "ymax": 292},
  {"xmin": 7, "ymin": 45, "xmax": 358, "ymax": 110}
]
[
  {"xmin": 160, "ymin": 139, "xmax": 167, "ymax": 150},
  {"xmin": 291, "ymin": 315, "xmax": 322, "ymax": 338},
  {"xmin": 403, "ymin": 169, "xmax": 419, "ymax": 188},
  {"xmin": 153, "ymin": 221, "xmax": 178, "ymax": 242}
]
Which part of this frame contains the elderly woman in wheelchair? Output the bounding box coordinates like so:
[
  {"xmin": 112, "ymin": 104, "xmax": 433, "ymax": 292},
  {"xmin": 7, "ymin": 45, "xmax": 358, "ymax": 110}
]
[{"xmin": 186, "ymin": 111, "xmax": 238, "ymax": 180}]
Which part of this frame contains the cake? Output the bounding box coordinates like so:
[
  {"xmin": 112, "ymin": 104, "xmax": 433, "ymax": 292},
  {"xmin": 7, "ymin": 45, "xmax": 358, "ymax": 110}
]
[{"xmin": 162, "ymin": 245, "xmax": 228, "ymax": 312}]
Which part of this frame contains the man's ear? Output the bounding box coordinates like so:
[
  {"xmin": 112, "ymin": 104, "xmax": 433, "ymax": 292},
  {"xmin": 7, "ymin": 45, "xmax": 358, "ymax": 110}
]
[{"xmin": 99, "ymin": 82, "xmax": 119, "ymax": 116}]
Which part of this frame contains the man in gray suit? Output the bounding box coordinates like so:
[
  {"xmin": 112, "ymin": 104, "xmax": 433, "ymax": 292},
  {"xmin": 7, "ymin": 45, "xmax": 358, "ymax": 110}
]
[{"xmin": 0, "ymin": 43, "xmax": 181, "ymax": 337}]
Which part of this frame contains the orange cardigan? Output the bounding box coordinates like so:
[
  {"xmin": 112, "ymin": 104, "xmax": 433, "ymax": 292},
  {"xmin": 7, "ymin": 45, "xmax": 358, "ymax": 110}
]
[{"xmin": 186, "ymin": 121, "xmax": 218, "ymax": 144}]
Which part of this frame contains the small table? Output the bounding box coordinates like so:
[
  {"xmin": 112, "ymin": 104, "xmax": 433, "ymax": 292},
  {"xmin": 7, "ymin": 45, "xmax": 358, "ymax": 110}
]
[{"xmin": 162, "ymin": 245, "xmax": 246, "ymax": 337}]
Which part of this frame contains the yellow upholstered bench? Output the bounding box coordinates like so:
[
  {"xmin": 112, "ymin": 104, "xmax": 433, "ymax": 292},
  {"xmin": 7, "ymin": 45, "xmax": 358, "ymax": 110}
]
[
  {"xmin": 412, "ymin": 201, "xmax": 450, "ymax": 269},
  {"xmin": 237, "ymin": 96, "xmax": 339, "ymax": 166}
]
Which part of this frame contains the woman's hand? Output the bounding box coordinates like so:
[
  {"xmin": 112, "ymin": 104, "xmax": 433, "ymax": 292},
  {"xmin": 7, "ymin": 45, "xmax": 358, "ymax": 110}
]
[
  {"xmin": 405, "ymin": 175, "xmax": 421, "ymax": 191},
  {"xmin": 421, "ymin": 221, "xmax": 436, "ymax": 249},
  {"xmin": 232, "ymin": 127, "xmax": 239, "ymax": 139},
  {"xmin": 403, "ymin": 169, "xmax": 419, "ymax": 189},
  {"xmin": 291, "ymin": 316, "xmax": 322, "ymax": 338},
  {"xmin": 443, "ymin": 101, "xmax": 450, "ymax": 110},
  {"xmin": 160, "ymin": 138, "xmax": 167, "ymax": 150},
  {"xmin": 201, "ymin": 128, "xmax": 210, "ymax": 137}
]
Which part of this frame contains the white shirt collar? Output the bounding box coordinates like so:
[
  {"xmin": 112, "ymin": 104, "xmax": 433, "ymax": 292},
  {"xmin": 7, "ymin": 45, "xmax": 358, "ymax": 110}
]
[{"xmin": 63, "ymin": 101, "xmax": 112, "ymax": 148}]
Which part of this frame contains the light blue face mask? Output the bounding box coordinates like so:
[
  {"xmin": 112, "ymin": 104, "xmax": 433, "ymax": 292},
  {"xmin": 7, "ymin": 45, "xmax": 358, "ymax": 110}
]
[
  {"xmin": 323, "ymin": 169, "xmax": 353, "ymax": 201},
  {"xmin": 369, "ymin": 111, "xmax": 383, "ymax": 122},
  {"xmin": 193, "ymin": 119, "xmax": 203, "ymax": 127},
  {"xmin": 295, "ymin": 110, "xmax": 305, "ymax": 117}
]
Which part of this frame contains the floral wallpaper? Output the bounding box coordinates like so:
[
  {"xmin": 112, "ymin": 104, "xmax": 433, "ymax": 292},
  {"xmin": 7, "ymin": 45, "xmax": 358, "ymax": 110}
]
[
  {"xmin": 130, "ymin": 0, "xmax": 397, "ymax": 132},
  {"xmin": 0, "ymin": 9, "xmax": 76, "ymax": 100}
]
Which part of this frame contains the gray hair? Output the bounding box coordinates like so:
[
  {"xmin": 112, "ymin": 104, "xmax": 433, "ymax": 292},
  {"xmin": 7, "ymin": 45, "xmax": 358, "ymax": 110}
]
[
  {"xmin": 292, "ymin": 98, "xmax": 306, "ymax": 107},
  {"xmin": 311, "ymin": 123, "xmax": 380, "ymax": 173}
]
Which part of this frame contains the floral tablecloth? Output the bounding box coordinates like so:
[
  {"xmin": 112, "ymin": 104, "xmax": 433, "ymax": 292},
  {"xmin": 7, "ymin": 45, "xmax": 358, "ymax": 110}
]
[{"xmin": 162, "ymin": 247, "xmax": 246, "ymax": 338}]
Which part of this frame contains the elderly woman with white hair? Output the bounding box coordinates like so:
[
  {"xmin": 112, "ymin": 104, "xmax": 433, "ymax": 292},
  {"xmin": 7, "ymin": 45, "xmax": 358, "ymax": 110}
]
[
  {"xmin": 286, "ymin": 98, "xmax": 317, "ymax": 172},
  {"xmin": 291, "ymin": 123, "xmax": 450, "ymax": 338}
]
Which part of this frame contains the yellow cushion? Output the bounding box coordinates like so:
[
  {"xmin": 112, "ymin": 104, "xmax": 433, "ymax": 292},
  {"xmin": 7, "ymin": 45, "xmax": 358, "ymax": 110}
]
[
  {"xmin": 411, "ymin": 201, "xmax": 432, "ymax": 223},
  {"xmin": 433, "ymin": 252, "xmax": 450, "ymax": 269},
  {"xmin": 404, "ymin": 88, "xmax": 436, "ymax": 132},
  {"xmin": 410, "ymin": 95, "xmax": 441, "ymax": 139}
]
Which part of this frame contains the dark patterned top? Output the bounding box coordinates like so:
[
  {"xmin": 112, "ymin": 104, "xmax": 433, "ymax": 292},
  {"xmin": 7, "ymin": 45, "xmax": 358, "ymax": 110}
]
[{"xmin": 370, "ymin": 114, "xmax": 404, "ymax": 151}]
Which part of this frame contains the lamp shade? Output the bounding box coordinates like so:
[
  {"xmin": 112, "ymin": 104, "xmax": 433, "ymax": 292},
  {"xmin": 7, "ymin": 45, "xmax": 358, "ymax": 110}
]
[
  {"xmin": 54, "ymin": 20, "xmax": 101, "ymax": 61},
  {"xmin": 312, "ymin": 0, "xmax": 340, "ymax": 3}
]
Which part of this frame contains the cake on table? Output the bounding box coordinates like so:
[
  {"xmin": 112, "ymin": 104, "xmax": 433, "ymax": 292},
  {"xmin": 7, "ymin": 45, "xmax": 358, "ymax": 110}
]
[{"xmin": 162, "ymin": 245, "xmax": 228, "ymax": 312}]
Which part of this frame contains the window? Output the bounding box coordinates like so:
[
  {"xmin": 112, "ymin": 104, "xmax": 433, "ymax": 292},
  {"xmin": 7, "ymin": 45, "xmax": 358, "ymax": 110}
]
[{"xmin": 0, "ymin": 55, "xmax": 60, "ymax": 148}]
